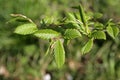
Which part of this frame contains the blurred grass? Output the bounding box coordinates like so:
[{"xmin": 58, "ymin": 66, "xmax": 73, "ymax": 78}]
[{"xmin": 0, "ymin": 0, "xmax": 120, "ymax": 80}]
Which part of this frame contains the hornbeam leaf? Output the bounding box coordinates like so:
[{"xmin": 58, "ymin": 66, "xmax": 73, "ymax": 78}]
[
  {"xmin": 14, "ymin": 23, "xmax": 38, "ymax": 35},
  {"xmin": 82, "ymin": 39, "xmax": 93, "ymax": 54},
  {"xmin": 92, "ymin": 31, "xmax": 106, "ymax": 40},
  {"xmin": 67, "ymin": 13, "xmax": 76, "ymax": 21},
  {"xmin": 54, "ymin": 40, "xmax": 65, "ymax": 68},
  {"xmin": 64, "ymin": 29, "xmax": 81, "ymax": 39},
  {"xmin": 34, "ymin": 29, "xmax": 60, "ymax": 39},
  {"xmin": 66, "ymin": 13, "xmax": 81, "ymax": 29},
  {"xmin": 107, "ymin": 25, "xmax": 119, "ymax": 39},
  {"xmin": 7, "ymin": 17, "xmax": 30, "ymax": 23},
  {"xmin": 107, "ymin": 26, "xmax": 114, "ymax": 38},
  {"xmin": 112, "ymin": 26, "xmax": 119, "ymax": 37},
  {"xmin": 78, "ymin": 4, "xmax": 87, "ymax": 26}
]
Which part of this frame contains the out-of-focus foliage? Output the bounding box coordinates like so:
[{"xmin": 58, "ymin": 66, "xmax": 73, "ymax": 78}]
[{"xmin": 0, "ymin": 0, "xmax": 120, "ymax": 80}]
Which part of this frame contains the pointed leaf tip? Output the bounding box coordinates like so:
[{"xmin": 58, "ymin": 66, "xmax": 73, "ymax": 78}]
[{"xmin": 82, "ymin": 39, "xmax": 93, "ymax": 54}]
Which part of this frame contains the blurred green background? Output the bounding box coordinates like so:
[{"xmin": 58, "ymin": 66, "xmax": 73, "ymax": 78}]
[{"xmin": 0, "ymin": 0, "xmax": 120, "ymax": 80}]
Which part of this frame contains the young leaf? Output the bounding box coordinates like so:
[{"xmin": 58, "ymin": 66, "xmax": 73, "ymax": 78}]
[
  {"xmin": 78, "ymin": 5, "xmax": 90, "ymax": 34},
  {"xmin": 67, "ymin": 13, "xmax": 76, "ymax": 21},
  {"xmin": 94, "ymin": 22, "xmax": 104, "ymax": 29},
  {"xmin": 45, "ymin": 41, "xmax": 55, "ymax": 56},
  {"xmin": 54, "ymin": 40, "xmax": 65, "ymax": 68},
  {"xmin": 78, "ymin": 4, "xmax": 87, "ymax": 26},
  {"xmin": 74, "ymin": 13, "xmax": 81, "ymax": 20},
  {"xmin": 66, "ymin": 12, "xmax": 87, "ymax": 33},
  {"xmin": 82, "ymin": 38, "xmax": 93, "ymax": 54},
  {"xmin": 112, "ymin": 26, "xmax": 119, "ymax": 37},
  {"xmin": 7, "ymin": 17, "xmax": 30, "ymax": 23},
  {"xmin": 64, "ymin": 29, "xmax": 81, "ymax": 39},
  {"xmin": 91, "ymin": 31, "xmax": 106, "ymax": 40},
  {"xmin": 10, "ymin": 14, "xmax": 33, "ymax": 23},
  {"xmin": 14, "ymin": 23, "xmax": 38, "ymax": 35},
  {"xmin": 66, "ymin": 13, "xmax": 81, "ymax": 30},
  {"xmin": 33, "ymin": 29, "xmax": 60, "ymax": 39},
  {"xmin": 106, "ymin": 25, "xmax": 119, "ymax": 39},
  {"xmin": 106, "ymin": 26, "xmax": 114, "ymax": 38}
]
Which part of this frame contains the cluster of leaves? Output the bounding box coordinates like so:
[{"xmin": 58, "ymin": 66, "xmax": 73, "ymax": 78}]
[{"xmin": 11, "ymin": 5, "xmax": 119, "ymax": 68}]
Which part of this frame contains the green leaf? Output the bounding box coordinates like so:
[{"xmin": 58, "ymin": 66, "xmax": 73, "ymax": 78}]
[
  {"xmin": 67, "ymin": 13, "xmax": 76, "ymax": 21},
  {"xmin": 113, "ymin": 26, "xmax": 119, "ymax": 37},
  {"xmin": 66, "ymin": 12, "xmax": 87, "ymax": 34},
  {"xmin": 94, "ymin": 22, "xmax": 104, "ymax": 29},
  {"xmin": 45, "ymin": 41, "xmax": 54, "ymax": 56},
  {"xmin": 74, "ymin": 13, "xmax": 81, "ymax": 20},
  {"xmin": 78, "ymin": 4, "xmax": 87, "ymax": 26},
  {"xmin": 34, "ymin": 29, "xmax": 60, "ymax": 39},
  {"xmin": 66, "ymin": 13, "xmax": 81, "ymax": 30},
  {"xmin": 93, "ymin": 12, "xmax": 103, "ymax": 19},
  {"xmin": 14, "ymin": 23, "xmax": 38, "ymax": 35},
  {"xmin": 82, "ymin": 39, "xmax": 93, "ymax": 54},
  {"xmin": 106, "ymin": 26, "xmax": 113, "ymax": 38},
  {"xmin": 7, "ymin": 17, "xmax": 30, "ymax": 23},
  {"xmin": 64, "ymin": 29, "xmax": 81, "ymax": 39},
  {"xmin": 91, "ymin": 31, "xmax": 106, "ymax": 40},
  {"xmin": 106, "ymin": 25, "xmax": 119, "ymax": 39},
  {"xmin": 54, "ymin": 40, "xmax": 65, "ymax": 68},
  {"xmin": 78, "ymin": 5, "xmax": 90, "ymax": 34},
  {"xmin": 62, "ymin": 22, "xmax": 78, "ymax": 29},
  {"xmin": 40, "ymin": 16, "xmax": 55, "ymax": 24},
  {"xmin": 10, "ymin": 14, "xmax": 33, "ymax": 23}
]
